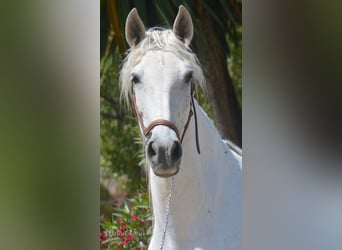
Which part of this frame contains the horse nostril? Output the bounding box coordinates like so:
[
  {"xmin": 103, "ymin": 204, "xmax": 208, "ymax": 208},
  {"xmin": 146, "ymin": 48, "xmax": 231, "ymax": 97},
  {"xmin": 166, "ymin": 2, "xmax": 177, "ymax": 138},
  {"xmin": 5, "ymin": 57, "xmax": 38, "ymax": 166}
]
[
  {"xmin": 170, "ymin": 141, "xmax": 182, "ymax": 163},
  {"xmin": 147, "ymin": 141, "xmax": 157, "ymax": 158}
]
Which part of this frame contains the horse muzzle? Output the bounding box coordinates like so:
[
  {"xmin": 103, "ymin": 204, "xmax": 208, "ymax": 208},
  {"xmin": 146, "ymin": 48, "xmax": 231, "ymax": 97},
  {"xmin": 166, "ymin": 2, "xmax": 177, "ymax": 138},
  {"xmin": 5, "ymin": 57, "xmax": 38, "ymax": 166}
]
[{"xmin": 147, "ymin": 138, "xmax": 182, "ymax": 178}]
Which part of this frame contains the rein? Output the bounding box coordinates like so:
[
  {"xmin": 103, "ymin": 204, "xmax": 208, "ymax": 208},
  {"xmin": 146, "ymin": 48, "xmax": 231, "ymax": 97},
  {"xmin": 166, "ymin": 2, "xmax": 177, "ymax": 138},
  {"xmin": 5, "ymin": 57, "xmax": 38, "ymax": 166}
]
[{"xmin": 131, "ymin": 88, "xmax": 200, "ymax": 154}]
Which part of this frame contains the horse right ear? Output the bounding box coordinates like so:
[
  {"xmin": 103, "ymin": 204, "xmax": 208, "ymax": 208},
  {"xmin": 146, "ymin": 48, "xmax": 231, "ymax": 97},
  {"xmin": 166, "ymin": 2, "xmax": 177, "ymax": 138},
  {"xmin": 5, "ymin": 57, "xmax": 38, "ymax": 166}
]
[{"xmin": 125, "ymin": 8, "xmax": 146, "ymax": 47}]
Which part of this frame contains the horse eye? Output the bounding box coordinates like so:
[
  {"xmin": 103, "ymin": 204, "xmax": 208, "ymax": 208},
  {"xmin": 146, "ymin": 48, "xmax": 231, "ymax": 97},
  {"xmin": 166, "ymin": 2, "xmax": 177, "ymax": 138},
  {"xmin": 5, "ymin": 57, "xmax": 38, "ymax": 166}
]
[
  {"xmin": 131, "ymin": 74, "xmax": 140, "ymax": 84},
  {"xmin": 184, "ymin": 71, "xmax": 193, "ymax": 83}
]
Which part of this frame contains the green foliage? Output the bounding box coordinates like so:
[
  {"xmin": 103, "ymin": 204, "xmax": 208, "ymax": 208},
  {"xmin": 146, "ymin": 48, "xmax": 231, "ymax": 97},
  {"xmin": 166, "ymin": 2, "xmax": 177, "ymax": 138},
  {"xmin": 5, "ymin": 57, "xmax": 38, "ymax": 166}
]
[
  {"xmin": 100, "ymin": 32, "xmax": 144, "ymax": 193},
  {"xmin": 104, "ymin": 1, "xmax": 241, "ymax": 56},
  {"xmin": 101, "ymin": 190, "xmax": 153, "ymax": 249},
  {"xmin": 195, "ymin": 87, "xmax": 214, "ymax": 120}
]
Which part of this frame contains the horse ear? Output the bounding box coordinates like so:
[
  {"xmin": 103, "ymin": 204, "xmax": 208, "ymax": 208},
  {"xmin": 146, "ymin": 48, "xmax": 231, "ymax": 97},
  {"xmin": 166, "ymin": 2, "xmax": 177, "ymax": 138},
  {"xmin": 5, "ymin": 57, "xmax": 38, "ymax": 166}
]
[
  {"xmin": 173, "ymin": 5, "xmax": 193, "ymax": 46},
  {"xmin": 125, "ymin": 8, "xmax": 146, "ymax": 47}
]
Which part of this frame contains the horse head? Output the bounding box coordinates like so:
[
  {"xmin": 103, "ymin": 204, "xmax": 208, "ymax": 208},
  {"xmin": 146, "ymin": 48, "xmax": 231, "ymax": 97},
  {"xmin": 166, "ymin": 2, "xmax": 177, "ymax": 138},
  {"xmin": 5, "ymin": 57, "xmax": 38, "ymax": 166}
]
[{"xmin": 123, "ymin": 6, "xmax": 201, "ymax": 178}]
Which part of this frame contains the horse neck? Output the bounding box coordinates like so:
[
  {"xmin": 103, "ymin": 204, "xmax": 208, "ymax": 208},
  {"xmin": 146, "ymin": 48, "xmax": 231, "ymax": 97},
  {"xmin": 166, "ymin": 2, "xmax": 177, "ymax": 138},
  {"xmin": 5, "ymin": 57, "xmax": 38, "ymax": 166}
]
[{"xmin": 149, "ymin": 99, "xmax": 242, "ymax": 248}]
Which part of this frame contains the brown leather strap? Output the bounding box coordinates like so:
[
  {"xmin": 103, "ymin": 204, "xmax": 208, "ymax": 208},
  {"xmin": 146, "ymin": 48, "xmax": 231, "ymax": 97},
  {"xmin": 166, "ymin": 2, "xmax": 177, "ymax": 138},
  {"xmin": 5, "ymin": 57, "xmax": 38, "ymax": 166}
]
[
  {"xmin": 132, "ymin": 94, "xmax": 182, "ymax": 140},
  {"xmin": 190, "ymin": 93, "xmax": 201, "ymax": 154},
  {"xmin": 132, "ymin": 90, "xmax": 200, "ymax": 154},
  {"xmin": 143, "ymin": 119, "xmax": 180, "ymax": 139},
  {"xmin": 132, "ymin": 94, "xmax": 146, "ymax": 134},
  {"xmin": 180, "ymin": 110, "xmax": 193, "ymax": 142}
]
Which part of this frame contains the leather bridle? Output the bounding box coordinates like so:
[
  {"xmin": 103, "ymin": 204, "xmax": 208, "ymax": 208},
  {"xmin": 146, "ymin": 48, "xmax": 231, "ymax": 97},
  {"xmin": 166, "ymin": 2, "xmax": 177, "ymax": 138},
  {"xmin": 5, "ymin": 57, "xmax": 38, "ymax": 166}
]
[{"xmin": 132, "ymin": 87, "xmax": 200, "ymax": 154}]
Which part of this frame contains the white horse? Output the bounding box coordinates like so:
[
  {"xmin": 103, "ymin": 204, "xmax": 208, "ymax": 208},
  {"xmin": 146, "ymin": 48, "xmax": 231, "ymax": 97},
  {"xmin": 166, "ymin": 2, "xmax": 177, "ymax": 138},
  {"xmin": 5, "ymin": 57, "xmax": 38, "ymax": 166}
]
[{"xmin": 120, "ymin": 6, "xmax": 241, "ymax": 250}]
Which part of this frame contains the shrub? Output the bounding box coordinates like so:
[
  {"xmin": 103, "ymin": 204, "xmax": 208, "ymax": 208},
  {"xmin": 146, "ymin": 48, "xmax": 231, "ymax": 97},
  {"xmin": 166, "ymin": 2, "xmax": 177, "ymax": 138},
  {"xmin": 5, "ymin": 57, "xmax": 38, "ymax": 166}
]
[{"xmin": 101, "ymin": 190, "xmax": 152, "ymax": 249}]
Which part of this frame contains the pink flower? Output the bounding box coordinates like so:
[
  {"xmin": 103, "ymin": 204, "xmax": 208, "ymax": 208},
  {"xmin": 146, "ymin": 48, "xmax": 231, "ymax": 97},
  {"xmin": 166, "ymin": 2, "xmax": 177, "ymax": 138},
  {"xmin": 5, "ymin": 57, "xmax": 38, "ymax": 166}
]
[
  {"xmin": 119, "ymin": 241, "xmax": 126, "ymax": 247},
  {"xmin": 120, "ymin": 224, "xmax": 126, "ymax": 231},
  {"xmin": 99, "ymin": 232, "xmax": 107, "ymax": 242},
  {"xmin": 117, "ymin": 229, "xmax": 123, "ymax": 237},
  {"xmin": 131, "ymin": 214, "xmax": 138, "ymax": 222},
  {"xmin": 126, "ymin": 234, "xmax": 134, "ymax": 242}
]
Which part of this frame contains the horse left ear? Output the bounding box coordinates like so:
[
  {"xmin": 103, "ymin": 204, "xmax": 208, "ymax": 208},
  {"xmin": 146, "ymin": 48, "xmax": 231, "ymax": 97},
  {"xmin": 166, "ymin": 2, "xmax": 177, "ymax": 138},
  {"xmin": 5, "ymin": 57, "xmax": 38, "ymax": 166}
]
[
  {"xmin": 125, "ymin": 8, "xmax": 146, "ymax": 47},
  {"xmin": 173, "ymin": 5, "xmax": 193, "ymax": 46}
]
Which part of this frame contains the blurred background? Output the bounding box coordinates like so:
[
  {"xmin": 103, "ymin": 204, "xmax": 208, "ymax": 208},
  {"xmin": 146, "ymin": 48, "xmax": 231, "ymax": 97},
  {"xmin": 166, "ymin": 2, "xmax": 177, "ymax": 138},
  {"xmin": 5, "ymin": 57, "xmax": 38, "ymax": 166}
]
[{"xmin": 1, "ymin": 0, "xmax": 342, "ymax": 249}]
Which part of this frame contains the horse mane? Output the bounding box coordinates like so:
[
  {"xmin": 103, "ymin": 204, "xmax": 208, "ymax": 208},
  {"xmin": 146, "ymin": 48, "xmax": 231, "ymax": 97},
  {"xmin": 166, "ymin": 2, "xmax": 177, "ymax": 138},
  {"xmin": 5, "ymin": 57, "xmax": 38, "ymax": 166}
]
[{"xmin": 119, "ymin": 27, "xmax": 206, "ymax": 107}]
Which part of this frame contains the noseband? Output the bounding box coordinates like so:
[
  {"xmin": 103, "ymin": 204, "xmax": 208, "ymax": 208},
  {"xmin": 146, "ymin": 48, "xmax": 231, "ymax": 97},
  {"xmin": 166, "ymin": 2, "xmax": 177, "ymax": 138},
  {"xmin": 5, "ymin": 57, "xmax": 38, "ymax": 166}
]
[{"xmin": 132, "ymin": 88, "xmax": 200, "ymax": 154}]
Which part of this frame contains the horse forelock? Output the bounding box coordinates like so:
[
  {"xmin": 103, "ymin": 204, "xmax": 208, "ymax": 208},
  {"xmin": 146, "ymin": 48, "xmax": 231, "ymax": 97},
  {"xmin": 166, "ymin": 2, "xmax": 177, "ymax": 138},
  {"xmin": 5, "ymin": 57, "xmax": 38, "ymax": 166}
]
[{"xmin": 119, "ymin": 28, "xmax": 206, "ymax": 108}]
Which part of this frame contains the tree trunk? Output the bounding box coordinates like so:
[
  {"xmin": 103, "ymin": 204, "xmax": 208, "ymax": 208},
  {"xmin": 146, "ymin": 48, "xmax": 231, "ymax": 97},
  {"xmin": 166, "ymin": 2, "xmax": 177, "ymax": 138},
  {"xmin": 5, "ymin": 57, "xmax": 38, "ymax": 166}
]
[{"xmin": 196, "ymin": 6, "xmax": 242, "ymax": 147}]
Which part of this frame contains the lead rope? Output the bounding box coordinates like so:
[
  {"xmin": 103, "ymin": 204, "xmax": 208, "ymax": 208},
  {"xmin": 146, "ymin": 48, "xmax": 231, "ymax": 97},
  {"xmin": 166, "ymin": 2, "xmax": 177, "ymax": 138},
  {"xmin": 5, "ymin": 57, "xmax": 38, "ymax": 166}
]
[{"xmin": 159, "ymin": 176, "xmax": 175, "ymax": 250}]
